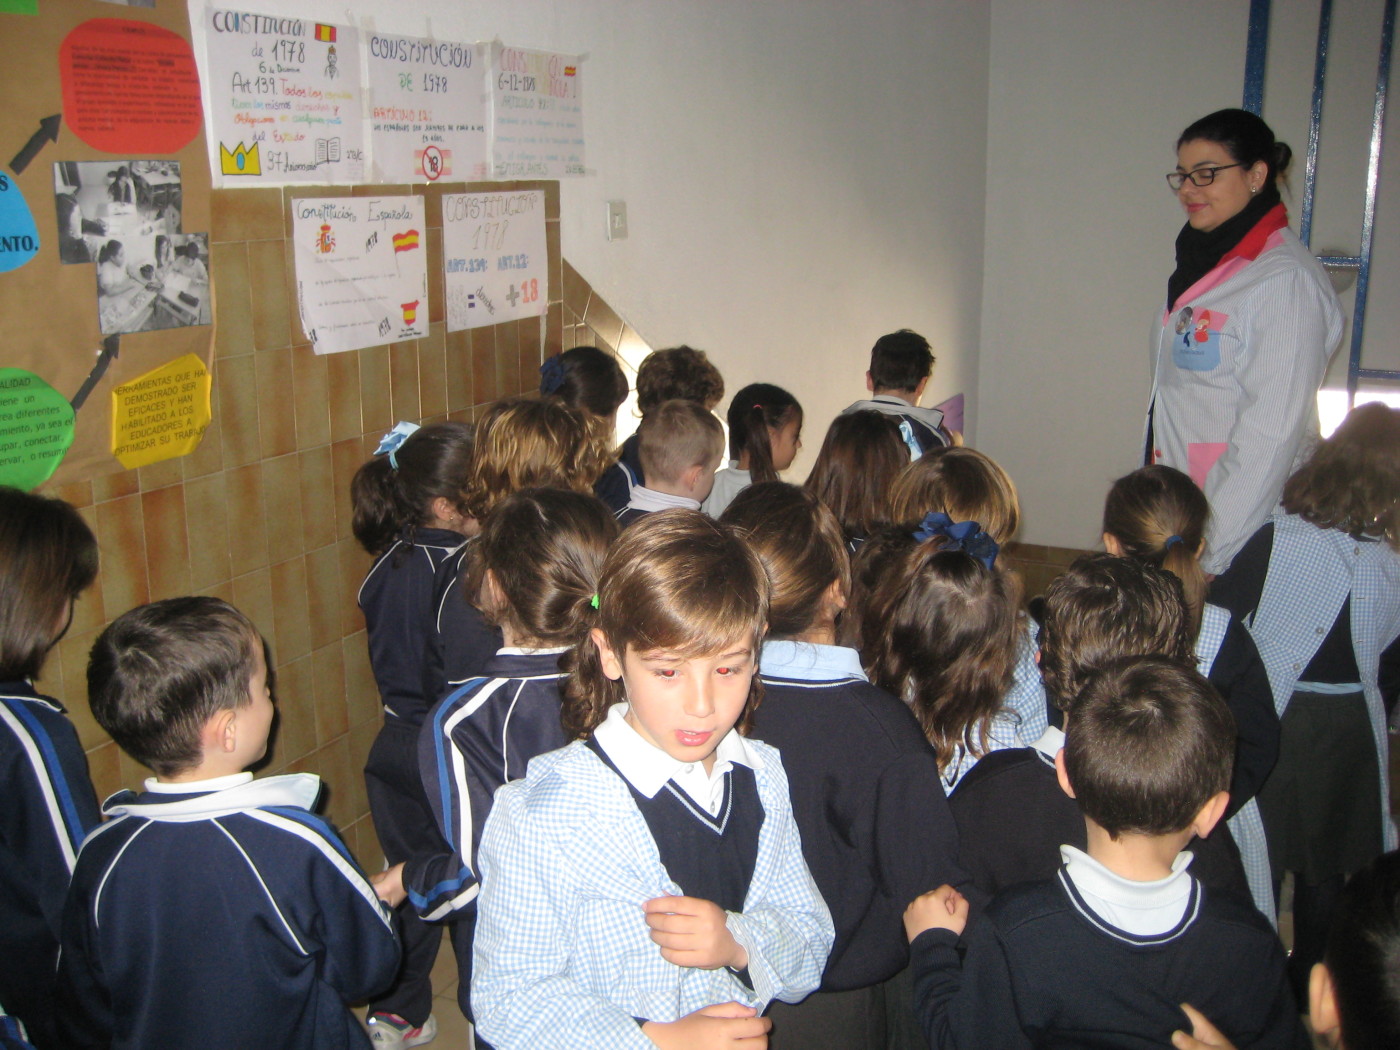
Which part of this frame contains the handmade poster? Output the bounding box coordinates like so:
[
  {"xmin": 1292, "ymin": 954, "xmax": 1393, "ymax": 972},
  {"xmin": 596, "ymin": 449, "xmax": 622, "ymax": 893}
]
[
  {"xmin": 442, "ymin": 189, "xmax": 547, "ymax": 331},
  {"xmin": 110, "ymin": 353, "xmax": 211, "ymax": 469},
  {"xmin": 489, "ymin": 43, "xmax": 584, "ymax": 178},
  {"xmin": 293, "ymin": 196, "xmax": 428, "ymax": 355},
  {"xmin": 59, "ymin": 18, "xmax": 203, "ymax": 154},
  {"xmin": 367, "ymin": 33, "xmax": 488, "ymax": 183},
  {"xmin": 0, "ymin": 369, "xmax": 75, "ymax": 490},
  {"xmin": 1, "ymin": 0, "xmax": 214, "ymax": 486},
  {"xmin": 204, "ymin": 11, "xmax": 364, "ymax": 184}
]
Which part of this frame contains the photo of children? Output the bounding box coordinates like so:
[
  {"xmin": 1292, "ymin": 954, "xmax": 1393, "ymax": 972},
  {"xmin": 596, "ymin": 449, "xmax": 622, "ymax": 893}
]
[{"xmin": 52, "ymin": 162, "xmax": 208, "ymax": 335}]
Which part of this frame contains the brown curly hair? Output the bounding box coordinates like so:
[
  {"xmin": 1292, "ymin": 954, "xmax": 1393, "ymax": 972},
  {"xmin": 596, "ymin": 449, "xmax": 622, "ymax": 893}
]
[{"xmin": 1282, "ymin": 401, "xmax": 1400, "ymax": 550}]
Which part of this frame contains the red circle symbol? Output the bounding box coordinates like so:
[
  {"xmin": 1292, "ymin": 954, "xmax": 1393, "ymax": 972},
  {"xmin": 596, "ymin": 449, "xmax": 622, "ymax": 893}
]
[
  {"xmin": 421, "ymin": 146, "xmax": 444, "ymax": 182},
  {"xmin": 60, "ymin": 20, "xmax": 202, "ymax": 154}
]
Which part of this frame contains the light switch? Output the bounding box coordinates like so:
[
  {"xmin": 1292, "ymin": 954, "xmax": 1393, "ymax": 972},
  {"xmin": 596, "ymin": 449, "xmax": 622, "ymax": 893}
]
[{"xmin": 607, "ymin": 200, "xmax": 628, "ymax": 241}]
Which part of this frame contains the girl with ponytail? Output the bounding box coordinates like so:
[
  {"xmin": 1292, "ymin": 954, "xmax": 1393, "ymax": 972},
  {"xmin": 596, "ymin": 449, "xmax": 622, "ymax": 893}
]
[
  {"xmin": 402, "ymin": 487, "xmax": 619, "ymax": 1021},
  {"xmin": 350, "ymin": 420, "xmax": 475, "ymax": 1044},
  {"xmin": 701, "ymin": 382, "xmax": 803, "ymax": 518},
  {"xmin": 1102, "ymin": 463, "xmax": 1281, "ymax": 922}
]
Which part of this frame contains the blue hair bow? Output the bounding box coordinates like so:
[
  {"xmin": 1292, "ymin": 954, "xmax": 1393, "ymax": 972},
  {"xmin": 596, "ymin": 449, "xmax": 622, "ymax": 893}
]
[
  {"xmin": 912, "ymin": 512, "xmax": 999, "ymax": 570},
  {"xmin": 374, "ymin": 421, "xmax": 420, "ymax": 470},
  {"xmin": 539, "ymin": 354, "xmax": 567, "ymax": 396}
]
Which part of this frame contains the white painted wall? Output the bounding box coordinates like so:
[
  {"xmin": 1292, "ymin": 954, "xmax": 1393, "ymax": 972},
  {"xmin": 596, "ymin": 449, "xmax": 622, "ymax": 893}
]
[
  {"xmin": 188, "ymin": 0, "xmax": 992, "ymax": 479},
  {"xmin": 976, "ymin": 1, "xmax": 1251, "ymax": 550}
]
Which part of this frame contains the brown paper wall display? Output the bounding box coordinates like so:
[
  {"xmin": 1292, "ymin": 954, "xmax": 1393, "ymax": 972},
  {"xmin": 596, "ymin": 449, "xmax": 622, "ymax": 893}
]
[{"xmin": 0, "ymin": 0, "xmax": 214, "ymax": 487}]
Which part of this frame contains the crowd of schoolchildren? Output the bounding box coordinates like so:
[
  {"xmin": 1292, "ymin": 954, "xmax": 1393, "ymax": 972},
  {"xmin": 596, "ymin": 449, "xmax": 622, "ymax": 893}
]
[{"xmin": 1, "ymin": 330, "xmax": 1398, "ymax": 1050}]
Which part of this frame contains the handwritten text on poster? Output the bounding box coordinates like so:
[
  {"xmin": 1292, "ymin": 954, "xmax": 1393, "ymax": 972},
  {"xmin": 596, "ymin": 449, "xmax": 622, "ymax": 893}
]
[{"xmin": 442, "ymin": 190, "xmax": 547, "ymax": 332}]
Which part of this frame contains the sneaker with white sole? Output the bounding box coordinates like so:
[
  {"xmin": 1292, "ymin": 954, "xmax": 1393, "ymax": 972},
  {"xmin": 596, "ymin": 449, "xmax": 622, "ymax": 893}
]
[{"xmin": 366, "ymin": 1012, "xmax": 438, "ymax": 1049}]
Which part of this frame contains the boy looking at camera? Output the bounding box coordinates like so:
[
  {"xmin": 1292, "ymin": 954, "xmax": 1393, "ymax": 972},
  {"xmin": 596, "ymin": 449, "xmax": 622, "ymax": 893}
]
[
  {"xmin": 58, "ymin": 597, "xmax": 400, "ymax": 1050},
  {"xmin": 906, "ymin": 657, "xmax": 1306, "ymax": 1050}
]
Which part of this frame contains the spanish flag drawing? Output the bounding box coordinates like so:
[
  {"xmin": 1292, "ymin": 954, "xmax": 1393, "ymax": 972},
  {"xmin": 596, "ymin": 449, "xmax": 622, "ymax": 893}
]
[
  {"xmin": 315, "ymin": 24, "xmax": 336, "ymax": 43},
  {"xmin": 401, "ymin": 301, "xmax": 420, "ymax": 326},
  {"xmin": 392, "ymin": 230, "xmax": 420, "ymax": 253}
]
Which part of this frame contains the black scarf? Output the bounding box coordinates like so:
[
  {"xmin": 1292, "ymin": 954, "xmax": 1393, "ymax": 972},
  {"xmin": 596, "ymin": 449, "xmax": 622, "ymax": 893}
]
[{"xmin": 1167, "ymin": 185, "xmax": 1281, "ymax": 310}]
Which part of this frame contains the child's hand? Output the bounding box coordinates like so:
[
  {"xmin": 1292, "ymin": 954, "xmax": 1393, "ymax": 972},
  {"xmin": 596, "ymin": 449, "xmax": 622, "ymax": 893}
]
[
  {"xmin": 370, "ymin": 862, "xmax": 406, "ymax": 908},
  {"xmin": 641, "ymin": 1002, "xmax": 770, "ymax": 1048},
  {"xmin": 1170, "ymin": 1004, "xmax": 1238, "ymax": 1050},
  {"xmin": 903, "ymin": 885, "xmax": 968, "ymax": 943},
  {"xmin": 644, "ymin": 895, "xmax": 747, "ymax": 970}
]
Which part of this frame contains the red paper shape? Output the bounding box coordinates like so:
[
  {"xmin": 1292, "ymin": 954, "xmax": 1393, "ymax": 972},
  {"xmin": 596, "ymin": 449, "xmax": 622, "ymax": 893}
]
[{"xmin": 60, "ymin": 19, "xmax": 202, "ymax": 154}]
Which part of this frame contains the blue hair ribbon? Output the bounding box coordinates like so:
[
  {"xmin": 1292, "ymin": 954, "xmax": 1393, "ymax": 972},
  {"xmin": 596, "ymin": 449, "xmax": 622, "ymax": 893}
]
[
  {"xmin": 539, "ymin": 354, "xmax": 568, "ymax": 396},
  {"xmin": 375, "ymin": 421, "xmax": 420, "ymax": 470},
  {"xmin": 1164, "ymin": 534, "xmax": 1185, "ymax": 550},
  {"xmin": 912, "ymin": 511, "xmax": 1000, "ymax": 570}
]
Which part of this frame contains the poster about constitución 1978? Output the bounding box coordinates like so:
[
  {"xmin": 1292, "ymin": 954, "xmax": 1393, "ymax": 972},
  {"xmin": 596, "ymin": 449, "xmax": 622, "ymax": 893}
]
[{"xmin": 204, "ymin": 10, "xmax": 364, "ymax": 185}]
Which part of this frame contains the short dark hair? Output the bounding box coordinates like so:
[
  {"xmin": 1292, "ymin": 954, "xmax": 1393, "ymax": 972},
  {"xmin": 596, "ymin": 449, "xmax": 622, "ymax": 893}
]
[
  {"xmin": 1326, "ymin": 850, "xmax": 1400, "ymax": 1049},
  {"xmin": 1177, "ymin": 108, "xmax": 1292, "ymax": 194},
  {"xmin": 87, "ymin": 597, "xmax": 263, "ymax": 777},
  {"xmin": 869, "ymin": 329, "xmax": 934, "ymax": 394},
  {"xmin": 635, "ymin": 346, "xmax": 725, "ymax": 415},
  {"xmin": 1066, "ymin": 656, "xmax": 1234, "ymax": 838},
  {"xmin": 0, "ymin": 487, "xmax": 98, "ymax": 681},
  {"xmin": 1039, "ymin": 553, "xmax": 1194, "ymax": 712}
]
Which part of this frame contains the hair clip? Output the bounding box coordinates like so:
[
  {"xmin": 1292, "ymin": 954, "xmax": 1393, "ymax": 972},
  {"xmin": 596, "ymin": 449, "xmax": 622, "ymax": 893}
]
[
  {"xmin": 912, "ymin": 511, "xmax": 999, "ymax": 570},
  {"xmin": 589, "ymin": 593, "xmax": 600, "ymax": 609},
  {"xmin": 539, "ymin": 355, "xmax": 568, "ymax": 397},
  {"xmin": 1164, "ymin": 534, "xmax": 1185, "ymax": 550},
  {"xmin": 374, "ymin": 421, "xmax": 420, "ymax": 471}
]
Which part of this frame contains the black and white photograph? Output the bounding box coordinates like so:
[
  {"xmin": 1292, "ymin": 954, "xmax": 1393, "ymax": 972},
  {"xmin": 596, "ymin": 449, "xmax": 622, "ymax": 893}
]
[{"xmin": 53, "ymin": 161, "xmax": 206, "ymax": 335}]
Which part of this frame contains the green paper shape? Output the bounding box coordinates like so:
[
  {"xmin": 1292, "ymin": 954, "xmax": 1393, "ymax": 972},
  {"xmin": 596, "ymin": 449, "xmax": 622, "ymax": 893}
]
[
  {"xmin": 0, "ymin": 1, "xmax": 39, "ymax": 14},
  {"xmin": 0, "ymin": 369, "xmax": 75, "ymax": 490}
]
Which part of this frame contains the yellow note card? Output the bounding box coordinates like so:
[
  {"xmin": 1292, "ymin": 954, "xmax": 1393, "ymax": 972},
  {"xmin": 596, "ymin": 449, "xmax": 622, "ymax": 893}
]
[{"xmin": 111, "ymin": 353, "xmax": 212, "ymax": 470}]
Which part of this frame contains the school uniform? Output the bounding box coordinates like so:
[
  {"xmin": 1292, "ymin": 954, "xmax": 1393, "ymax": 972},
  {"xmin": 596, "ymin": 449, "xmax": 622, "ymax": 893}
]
[
  {"xmin": 0, "ymin": 682, "xmax": 100, "ymax": 1050},
  {"xmin": 615, "ymin": 486, "xmax": 699, "ymax": 528},
  {"xmin": 1002, "ymin": 619, "xmax": 1048, "ymax": 743},
  {"xmin": 841, "ymin": 395, "xmax": 951, "ymax": 458},
  {"xmin": 411, "ymin": 648, "xmax": 570, "ymax": 1019},
  {"xmin": 421, "ymin": 540, "xmax": 505, "ymax": 710},
  {"xmin": 471, "ymin": 705, "xmax": 833, "ymax": 1050},
  {"xmin": 751, "ymin": 641, "xmax": 970, "ymax": 1050},
  {"xmin": 358, "ymin": 527, "xmax": 466, "ymax": 1026},
  {"xmin": 1147, "ymin": 217, "xmax": 1343, "ymax": 574},
  {"xmin": 910, "ymin": 847, "xmax": 1307, "ymax": 1049},
  {"xmin": 700, "ymin": 463, "xmax": 753, "ymax": 519},
  {"xmin": 949, "ymin": 726, "xmax": 1251, "ymax": 902},
  {"xmin": 595, "ymin": 433, "xmax": 644, "ymax": 514},
  {"xmin": 1211, "ymin": 513, "xmax": 1400, "ymax": 859},
  {"xmin": 1195, "ymin": 602, "xmax": 1280, "ymax": 920},
  {"xmin": 57, "ymin": 772, "xmax": 400, "ymax": 1050}
]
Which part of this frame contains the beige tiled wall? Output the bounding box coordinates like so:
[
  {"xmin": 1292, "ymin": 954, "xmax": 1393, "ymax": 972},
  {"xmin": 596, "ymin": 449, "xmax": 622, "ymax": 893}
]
[{"xmin": 37, "ymin": 181, "xmax": 560, "ymax": 872}]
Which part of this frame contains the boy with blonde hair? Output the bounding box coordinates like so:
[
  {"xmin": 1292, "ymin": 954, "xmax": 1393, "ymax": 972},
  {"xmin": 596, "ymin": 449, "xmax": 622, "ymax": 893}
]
[{"xmin": 617, "ymin": 399, "xmax": 724, "ymax": 526}]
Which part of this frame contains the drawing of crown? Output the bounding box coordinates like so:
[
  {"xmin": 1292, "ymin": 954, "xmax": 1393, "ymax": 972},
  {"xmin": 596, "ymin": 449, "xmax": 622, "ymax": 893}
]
[{"xmin": 220, "ymin": 142, "xmax": 261, "ymax": 176}]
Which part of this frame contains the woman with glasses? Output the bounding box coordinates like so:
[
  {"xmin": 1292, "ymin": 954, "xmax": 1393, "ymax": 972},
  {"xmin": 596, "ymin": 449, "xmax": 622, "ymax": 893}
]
[{"xmin": 1146, "ymin": 108, "xmax": 1343, "ymax": 577}]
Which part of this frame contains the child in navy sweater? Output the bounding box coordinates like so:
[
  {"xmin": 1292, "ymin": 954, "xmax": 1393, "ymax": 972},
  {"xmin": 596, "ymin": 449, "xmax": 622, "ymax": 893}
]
[
  {"xmin": 59, "ymin": 597, "xmax": 400, "ymax": 1050},
  {"xmin": 353, "ymin": 420, "xmax": 475, "ymax": 1046},
  {"xmin": 425, "ymin": 398, "xmax": 606, "ymax": 705},
  {"xmin": 722, "ymin": 483, "xmax": 970, "ymax": 1050},
  {"xmin": 907, "ymin": 657, "xmax": 1306, "ymax": 1050},
  {"xmin": 386, "ymin": 488, "xmax": 617, "ymax": 1020},
  {"xmin": 0, "ymin": 488, "xmax": 101, "ymax": 1050}
]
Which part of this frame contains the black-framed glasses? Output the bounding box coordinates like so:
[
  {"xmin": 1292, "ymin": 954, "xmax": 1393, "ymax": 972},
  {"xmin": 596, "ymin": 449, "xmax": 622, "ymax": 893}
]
[{"xmin": 1165, "ymin": 164, "xmax": 1245, "ymax": 191}]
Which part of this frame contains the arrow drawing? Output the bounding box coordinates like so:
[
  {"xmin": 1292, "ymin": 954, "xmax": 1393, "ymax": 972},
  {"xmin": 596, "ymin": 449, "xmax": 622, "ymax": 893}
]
[
  {"xmin": 9, "ymin": 114, "xmax": 61, "ymax": 175},
  {"xmin": 70, "ymin": 335, "xmax": 120, "ymax": 412}
]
